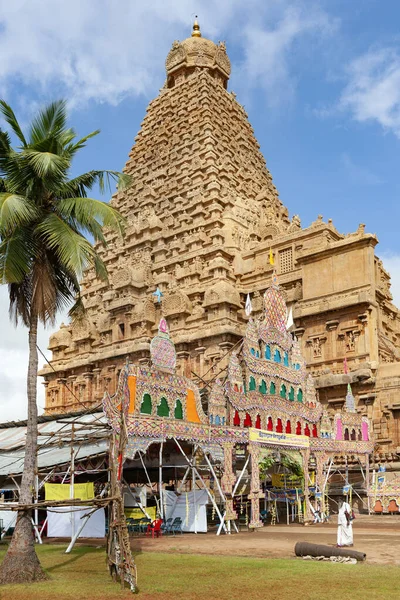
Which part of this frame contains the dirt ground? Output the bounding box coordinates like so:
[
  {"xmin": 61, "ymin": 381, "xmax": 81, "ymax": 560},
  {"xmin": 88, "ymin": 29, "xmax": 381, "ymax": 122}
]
[{"xmin": 132, "ymin": 514, "xmax": 400, "ymax": 566}]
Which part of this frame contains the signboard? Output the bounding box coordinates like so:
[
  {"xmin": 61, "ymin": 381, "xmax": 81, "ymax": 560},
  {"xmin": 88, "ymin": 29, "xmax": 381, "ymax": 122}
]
[
  {"xmin": 249, "ymin": 427, "xmax": 310, "ymax": 448},
  {"xmin": 271, "ymin": 473, "xmax": 303, "ymax": 488}
]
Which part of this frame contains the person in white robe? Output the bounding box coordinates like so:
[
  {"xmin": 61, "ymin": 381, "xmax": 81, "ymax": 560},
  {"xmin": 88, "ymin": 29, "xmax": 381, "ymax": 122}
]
[{"xmin": 337, "ymin": 499, "xmax": 353, "ymax": 547}]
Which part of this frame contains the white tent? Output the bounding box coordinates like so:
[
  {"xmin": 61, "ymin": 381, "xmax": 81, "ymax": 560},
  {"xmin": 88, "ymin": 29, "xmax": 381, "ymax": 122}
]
[
  {"xmin": 47, "ymin": 506, "xmax": 105, "ymax": 538},
  {"xmin": 164, "ymin": 490, "xmax": 208, "ymax": 533}
]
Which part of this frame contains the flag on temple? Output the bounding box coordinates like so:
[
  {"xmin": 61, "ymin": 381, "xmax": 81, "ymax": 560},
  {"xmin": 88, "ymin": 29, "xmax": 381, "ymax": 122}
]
[
  {"xmin": 245, "ymin": 294, "xmax": 252, "ymax": 316},
  {"xmin": 153, "ymin": 287, "xmax": 163, "ymax": 303},
  {"xmin": 269, "ymin": 248, "xmax": 274, "ymax": 265},
  {"xmin": 286, "ymin": 305, "xmax": 294, "ymax": 330}
]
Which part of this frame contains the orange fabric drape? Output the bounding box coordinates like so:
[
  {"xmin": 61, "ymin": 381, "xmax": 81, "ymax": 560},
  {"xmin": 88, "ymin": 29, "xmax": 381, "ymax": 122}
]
[
  {"xmin": 127, "ymin": 376, "xmax": 137, "ymax": 414},
  {"xmin": 186, "ymin": 389, "xmax": 201, "ymax": 423}
]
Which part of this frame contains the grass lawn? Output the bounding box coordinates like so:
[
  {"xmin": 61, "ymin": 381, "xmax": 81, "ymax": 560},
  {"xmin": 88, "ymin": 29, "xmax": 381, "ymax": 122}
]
[{"xmin": 0, "ymin": 544, "xmax": 399, "ymax": 600}]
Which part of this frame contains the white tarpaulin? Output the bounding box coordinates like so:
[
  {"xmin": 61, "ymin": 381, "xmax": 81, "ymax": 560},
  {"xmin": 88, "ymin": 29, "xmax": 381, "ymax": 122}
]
[
  {"xmin": 0, "ymin": 510, "xmax": 17, "ymax": 535},
  {"xmin": 164, "ymin": 490, "xmax": 208, "ymax": 533},
  {"xmin": 47, "ymin": 506, "xmax": 105, "ymax": 538}
]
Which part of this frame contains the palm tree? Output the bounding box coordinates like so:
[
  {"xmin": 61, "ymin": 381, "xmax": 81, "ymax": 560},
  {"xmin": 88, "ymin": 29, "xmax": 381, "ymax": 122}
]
[{"xmin": 0, "ymin": 100, "xmax": 127, "ymax": 584}]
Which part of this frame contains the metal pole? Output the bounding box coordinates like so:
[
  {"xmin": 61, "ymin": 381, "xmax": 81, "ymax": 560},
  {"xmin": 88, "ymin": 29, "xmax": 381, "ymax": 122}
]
[
  {"xmin": 139, "ymin": 452, "xmax": 160, "ymax": 514},
  {"xmin": 65, "ymin": 507, "xmax": 99, "ymax": 553},
  {"xmin": 70, "ymin": 424, "xmax": 75, "ymax": 540},
  {"xmin": 203, "ymin": 452, "xmax": 238, "ymax": 534},
  {"xmin": 122, "ymin": 479, "xmax": 152, "ymax": 521},
  {"xmin": 34, "ymin": 472, "xmax": 41, "ymax": 544},
  {"xmin": 159, "ymin": 442, "xmax": 164, "ymax": 519},
  {"xmin": 173, "ymin": 438, "xmax": 227, "ymax": 534},
  {"xmin": 192, "ymin": 465, "xmax": 197, "ymax": 534},
  {"xmin": 217, "ymin": 455, "xmax": 250, "ymax": 535},
  {"xmin": 65, "ymin": 487, "xmax": 109, "ymax": 554},
  {"xmin": 366, "ymin": 455, "xmax": 371, "ymax": 515}
]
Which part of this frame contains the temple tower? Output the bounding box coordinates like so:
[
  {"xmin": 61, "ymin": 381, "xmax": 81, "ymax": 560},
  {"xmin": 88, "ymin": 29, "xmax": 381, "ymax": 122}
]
[{"xmin": 41, "ymin": 21, "xmax": 400, "ymax": 465}]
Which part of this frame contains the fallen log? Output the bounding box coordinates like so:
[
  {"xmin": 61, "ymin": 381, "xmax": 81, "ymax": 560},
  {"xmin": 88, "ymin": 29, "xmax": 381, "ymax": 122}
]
[{"xmin": 295, "ymin": 541, "xmax": 366, "ymax": 561}]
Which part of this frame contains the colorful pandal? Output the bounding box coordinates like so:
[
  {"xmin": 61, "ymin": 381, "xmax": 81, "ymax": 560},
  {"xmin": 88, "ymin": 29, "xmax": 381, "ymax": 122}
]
[{"xmin": 103, "ymin": 279, "xmax": 373, "ymax": 526}]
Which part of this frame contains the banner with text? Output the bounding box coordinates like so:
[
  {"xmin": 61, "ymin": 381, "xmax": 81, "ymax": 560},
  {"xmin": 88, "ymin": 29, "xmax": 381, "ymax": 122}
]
[{"xmin": 249, "ymin": 428, "xmax": 310, "ymax": 448}]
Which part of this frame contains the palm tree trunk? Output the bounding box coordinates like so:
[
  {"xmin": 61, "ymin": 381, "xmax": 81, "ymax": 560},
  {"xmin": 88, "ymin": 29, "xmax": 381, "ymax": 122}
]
[{"xmin": 0, "ymin": 314, "xmax": 47, "ymax": 584}]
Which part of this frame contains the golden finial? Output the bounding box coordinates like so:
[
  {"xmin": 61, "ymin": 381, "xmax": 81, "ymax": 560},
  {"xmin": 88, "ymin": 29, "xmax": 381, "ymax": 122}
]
[{"xmin": 192, "ymin": 16, "xmax": 201, "ymax": 37}]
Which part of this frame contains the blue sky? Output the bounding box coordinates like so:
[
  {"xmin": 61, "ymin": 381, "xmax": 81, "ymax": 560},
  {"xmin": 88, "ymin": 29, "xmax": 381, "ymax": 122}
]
[{"xmin": 1, "ymin": 0, "xmax": 400, "ymax": 420}]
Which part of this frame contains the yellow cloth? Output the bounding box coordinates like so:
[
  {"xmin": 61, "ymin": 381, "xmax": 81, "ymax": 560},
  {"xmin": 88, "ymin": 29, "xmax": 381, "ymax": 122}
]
[
  {"xmin": 124, "ymin": 506, "xmax": 156, "ymax": 521},
  {"xmin": 269, "ymin": 248, "xmax": 274, "ymax": 265},
  {"xmin": 44, "ymin": 482, "xmax": 95, "ymax": 501}
]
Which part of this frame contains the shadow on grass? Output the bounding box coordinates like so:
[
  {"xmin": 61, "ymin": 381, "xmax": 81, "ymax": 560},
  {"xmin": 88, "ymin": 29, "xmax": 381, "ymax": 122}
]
[{"xmin": 45, "ymin": 548, "xmax": 96, "ymax": 574}]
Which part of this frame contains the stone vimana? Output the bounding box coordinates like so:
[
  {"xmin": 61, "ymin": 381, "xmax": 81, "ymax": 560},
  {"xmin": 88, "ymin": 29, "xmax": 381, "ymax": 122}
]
[{"xmin": 41, "ymin": 20, "xmax": 400, "ymax": 464}]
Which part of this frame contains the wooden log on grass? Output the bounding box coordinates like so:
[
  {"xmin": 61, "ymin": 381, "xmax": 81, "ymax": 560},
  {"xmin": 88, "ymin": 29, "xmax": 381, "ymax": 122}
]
[{"xmin": 295, "ymin": 541, "xmax": 366, "ymax": 561}]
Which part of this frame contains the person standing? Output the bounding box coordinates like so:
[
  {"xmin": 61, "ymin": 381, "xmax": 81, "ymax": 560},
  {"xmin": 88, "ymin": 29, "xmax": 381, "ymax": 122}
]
[{"xmin": 337, "ymin": 498, "xmax": 353, "ymax": 547}]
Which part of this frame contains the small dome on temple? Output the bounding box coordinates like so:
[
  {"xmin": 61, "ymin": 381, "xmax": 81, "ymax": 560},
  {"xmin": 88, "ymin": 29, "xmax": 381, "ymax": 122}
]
[
  {"xmin": 48, "ymin": 323, "xmax": 72, "ymax": 350},
  {"xmin": 165, "ymin": 19, "xmax": 231, "ymax": 89}
]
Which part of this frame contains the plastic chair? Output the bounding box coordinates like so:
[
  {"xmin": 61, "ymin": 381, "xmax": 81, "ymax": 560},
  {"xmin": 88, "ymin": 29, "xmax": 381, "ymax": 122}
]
[
  {"xmin": 139, "ymin": 518, "xmax": 151, "ymax": 534},
  {"xmin": 161, "ymin": 518, "xmax": 173, "ymax": 534},
  {"xmin": 146, "ymin": 518, "xmax": 163, "ymax": 538},
  {"xmin": 170, "ymin": 517, "xmax": 183, "ymax": 536},
  {"xmin": 260, "ymin": 509, "xmax": 269, "ymax": 523}
]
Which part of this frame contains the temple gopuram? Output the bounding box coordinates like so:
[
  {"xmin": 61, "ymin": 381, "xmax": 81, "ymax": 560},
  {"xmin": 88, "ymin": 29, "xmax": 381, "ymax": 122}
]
[{"xmin": 41, "ymin": 20, "xmax": 400, "ymax": 464}]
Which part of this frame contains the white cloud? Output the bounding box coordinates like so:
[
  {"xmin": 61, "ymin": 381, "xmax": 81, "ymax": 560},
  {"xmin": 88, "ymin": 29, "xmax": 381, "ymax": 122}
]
[
  {"xmin": 239, "ymin": 3, "xmax": 338, "ymax": 107},
  {"xmin": 340, "ymin": 153, "xmax": 383, "ymax": 186},
  {"xmin": 339, "ymin": 46, "xmax": 400, "ymax": 137},
  {"xmin": 0, "ymin": 286, "xmax": 65, "ymax": 422},
  {"xmin": 0, "ymin": 0, "xmax": 336, "ymax": 111}
]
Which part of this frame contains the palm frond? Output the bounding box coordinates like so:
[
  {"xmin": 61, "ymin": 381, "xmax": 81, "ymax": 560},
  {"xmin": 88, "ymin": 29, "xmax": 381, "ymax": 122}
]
[
  {"xmin": 23, "ymin": 149, "xmax": 69, "ymax": 179},
  {"xmin": 0, "ymin": 193, "xmax": 38, "ymax": 235},
  {"xmin": 95, "ymin": 170, "xmax": 131, "ymax": 194},
  {"xmin": 36, "ymin": 213, "xmax": 103, "ymax": 280},
  {"xmin": 29, "ymin": 100, "xmax": 67, "ymax": 144},
  {"xmin": 0, "ymin": 233, "xmax": 34, "ymax": 283},
  {"xmin": 57, "ymin": 171, "xmax": 105, "ymax": 198},
  {"xmin": 0, "ymin": 100, "xmax": 27, "ymax": 146},
  {"xmin": 8, "ymin": 279, "xmax": 32, "ymax": 326},
  {"xmin": 68, "ymin": 293, "xmax": 86, "ymax": 323},
  {"xmin": 56, "ymin": 196, "xmax": 126, "ymax": 238},
  {"xmin": 65, "ymin": 130, "xmax": 100, "ymax": 155},
  {"xmin": 0, "ymin": 129, "xmax": 12, "ymax": 160}
]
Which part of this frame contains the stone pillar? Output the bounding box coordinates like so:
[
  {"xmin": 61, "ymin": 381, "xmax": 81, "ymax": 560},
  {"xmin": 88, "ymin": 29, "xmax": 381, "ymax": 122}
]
[
  {"xmin": 247, "ymin": 443, "xmax": 263, "ymax": 529},
  {"xmin": 196, "ymin": 346, "xmax": 206, "ymax": 378},
  {"xmin": 57, "ymin": 378, "xmax": 67, "ymax": 409},
  {"xmin": 176, "ymin": 350, "xmax": 190, "ymax": 378},
  {"xmin": 91, "ymin": 368, "xmax": 100, "ymax": 399},
  {"xmin": 43, "ymin": 380, "xmax": 49, "ymax": 411},
  {"xmin": 83, "ymin": 372, "xmax": 94, "ymax": 404},
  {"xmin": 220, "ymin": 443, "xmax": 237, "ymax": 522}
]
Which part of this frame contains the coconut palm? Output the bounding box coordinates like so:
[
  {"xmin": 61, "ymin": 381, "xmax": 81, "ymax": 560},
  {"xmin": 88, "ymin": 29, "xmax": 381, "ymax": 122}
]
[{"xmin": 0, "ymin": 100, "xmax": 127, "ymax": 583}]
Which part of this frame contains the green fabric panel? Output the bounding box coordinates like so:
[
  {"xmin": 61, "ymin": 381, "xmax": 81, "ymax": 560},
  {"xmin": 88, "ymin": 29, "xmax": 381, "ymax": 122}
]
[
  {"xmin": 297, "ymin": 388, "xmax": 303, "ymax": 403},
  {"xmin": 174, "ymin": 399, "xmax": 183, "ymax": 419},
  {"xmin": 140, "ymin": 393, "xmax": 152, "ymax": 415},
  {"xmin": 249, "ymin": 376, "xmax": 256, "ymax": 391},
  {"xmin": 288, "ymin": 387, "xmax": 295, "ymax": 401},
  {"xmin": 280, "ymin": 384, "xmax": 287, "ymax": 399},
  {"xmin": 157, "ymin": 397, "xmax": 170, "ymax": 417},
  {"xmin": 259, "ymin": 379, "xmax": 267, "ymax": 394},
  {"xmin": 270, "ymin": 381, "xmax": 276, "ymax": 395}
]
